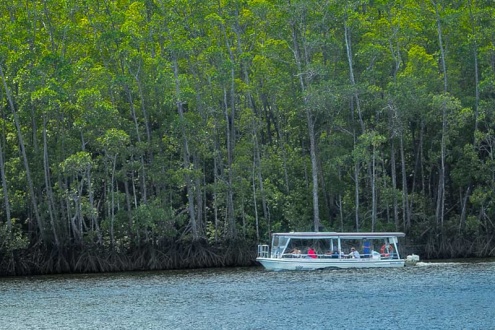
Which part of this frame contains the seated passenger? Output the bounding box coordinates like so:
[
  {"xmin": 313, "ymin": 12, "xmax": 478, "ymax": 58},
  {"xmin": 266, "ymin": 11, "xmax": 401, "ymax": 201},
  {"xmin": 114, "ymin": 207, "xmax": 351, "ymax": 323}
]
[
  {"xmin": 349, "ymin": 247, "xmax": 360, "ymax": 259},
  {"xmin": 290, "ymin": 248, "xmax": 302, "ymax": 255},
  {"xmin": 388, "ymin": 244, "xmax": 395, "ymax": 257},
  {"xmin": 325, "ymin": 250, "xmax": 339, "ymax": 258},
  {"xmin": 285, "ymin": 248, "xmax": 301, "ymax": 258},
  {"xmin": 380, "ymin": 243, "xmax": 393, "ymax": 257},
  {"xmin": 307, "ymin": 247, "xmax": 317, "ymax": 259}
]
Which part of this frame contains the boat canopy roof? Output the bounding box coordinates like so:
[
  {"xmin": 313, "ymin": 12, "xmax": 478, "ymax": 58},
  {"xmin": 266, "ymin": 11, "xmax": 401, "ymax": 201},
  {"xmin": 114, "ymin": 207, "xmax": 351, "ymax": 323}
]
[{"xmin": 271, "ymin": 232, "xmax": 405, "ymax": 239}]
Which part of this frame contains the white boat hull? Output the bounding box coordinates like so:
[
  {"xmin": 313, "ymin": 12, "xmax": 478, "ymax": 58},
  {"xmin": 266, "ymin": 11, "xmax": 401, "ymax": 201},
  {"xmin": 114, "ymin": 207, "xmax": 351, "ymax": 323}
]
[{"xmin": 257, "ymin": 257, "xmax": 405, "ymax": 271}]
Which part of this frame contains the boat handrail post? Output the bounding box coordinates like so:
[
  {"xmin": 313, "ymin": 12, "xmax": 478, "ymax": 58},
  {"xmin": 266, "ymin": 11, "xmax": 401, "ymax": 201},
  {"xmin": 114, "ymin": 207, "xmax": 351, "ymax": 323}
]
[
  {"xmin": 393, "ymin": 241, "xmax": 400, "ymax": 259},
  {"xmin": 257, "ymin": 244, "xmax": 269, "ymax": 258}
]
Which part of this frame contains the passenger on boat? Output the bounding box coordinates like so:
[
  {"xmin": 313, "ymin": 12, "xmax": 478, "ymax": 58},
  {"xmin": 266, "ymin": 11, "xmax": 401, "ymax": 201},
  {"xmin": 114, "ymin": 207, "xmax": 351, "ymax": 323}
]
[
  {"xmin": 363, "ymin": 240, "xmax": 371, "ymax": 257},
  {"xmin": 380, "ymin": 244, "xmax": 388, "ymax": 257},
  {"xmin": 307, "ymin": 247, "xmax": 317, "ymax": 259},
  {"xmin": 290, "ymin": 248, "xmax": 302, "ymax": 256},
  {"xmin": 380, "ymin": 243, "xmax": 394, "ymax": 257},
  {"xmin": 325, "ymin": 250, "xmax": 340, "ymax": 258},
  {"xmin": 388, "ymin": 244, "xmax": 394, "ymax": 257},
  {"xmin": 349, "ymin": 247, "xmax": 360, "ymax": 259}
]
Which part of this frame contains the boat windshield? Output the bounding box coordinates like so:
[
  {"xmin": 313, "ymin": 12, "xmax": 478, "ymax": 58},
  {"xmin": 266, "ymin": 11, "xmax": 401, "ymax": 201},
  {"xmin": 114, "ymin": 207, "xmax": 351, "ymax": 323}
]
[{"xmin": 271, "ymin": 235, "xmax": 290, "ymax": 257}]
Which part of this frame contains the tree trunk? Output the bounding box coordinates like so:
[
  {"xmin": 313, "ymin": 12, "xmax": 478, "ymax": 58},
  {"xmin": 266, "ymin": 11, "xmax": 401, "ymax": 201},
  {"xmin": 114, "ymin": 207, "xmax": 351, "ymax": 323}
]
[
  {"xmin": 252, "ymin": 156, "xmax": 260, "ymax": 241},
  {"xmin": 433, "ymin": 0, "xmax": 448, "ymax": 230},
  {"xmin": 290, "ymin": 15, "xmax": 320, "ymax": 232},
  {"xmin": 124, "ymin": 83, "xmax": 148, "ymax": 202},
  {"xmin": 354, "ymin": 148, "xmax": 360, "ymax": 231},
  {"xmin": 172, "ymin": 57, "xmax": 198, "ymax": 240},
  {"xmin": 390, "ymin": 139, "xmax": 399, "ymax": 230},
  {"xmin": 85, "ymin": 165, "xmax": 102, "ymax": 245},
  {"xmin": 371, "ymin": 143, "xmax": 377, "ymax": 231},
  {"xmin": 400, "ymin": 134, "xmax": 410, "ymax": 229},
  {"xmin": 0, "ymin": 130, "xmax": 11, "ymax": 233},
  {"xmin": 0, "ymin": 66, "xmax": 44, "ymax": 240},
  {"xmin": 42, "ymin": 114, "xmax": 59, "ymax": 246},
  {"xmin": 253, "ymin": 127, "xmax": 270, "ymax": 236},
  {"xmin": 344, "ymin": 22, "xmax": 365, "ymax": 132},
  {"xmin": 110, "ymin": 154, "xmax": 117, "ymax": 249},
  {"xmin": 222, "ymin": 87, "xmax": 236, "ymax": 239}
]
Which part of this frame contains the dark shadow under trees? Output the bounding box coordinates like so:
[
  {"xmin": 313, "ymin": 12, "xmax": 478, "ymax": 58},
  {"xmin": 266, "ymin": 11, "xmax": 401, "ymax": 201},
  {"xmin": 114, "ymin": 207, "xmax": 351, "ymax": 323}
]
[{"xmin": 0, "ymin": 239, "xmax": 258, "ymax": 277}]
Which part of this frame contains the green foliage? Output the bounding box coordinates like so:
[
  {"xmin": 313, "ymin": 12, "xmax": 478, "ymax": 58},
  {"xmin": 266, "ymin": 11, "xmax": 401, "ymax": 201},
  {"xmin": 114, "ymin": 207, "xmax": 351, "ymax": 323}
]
[
  {"xmin": 0, "ymin": 0, "xmax": 493, "ymax": 258},
  {"xmin": 131, "ymin": 201, "xmax": 179, "ymax": 239},
  {"xmin": 0, "ymin": 221, "xmax": 29, "ymax": 253}
]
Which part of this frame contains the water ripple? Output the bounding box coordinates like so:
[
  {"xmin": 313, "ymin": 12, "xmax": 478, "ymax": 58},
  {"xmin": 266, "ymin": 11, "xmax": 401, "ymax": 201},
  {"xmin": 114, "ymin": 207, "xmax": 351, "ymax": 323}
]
[{"xmin": 1, "ymin": 261, "xmax": 495, "ymax": 329}]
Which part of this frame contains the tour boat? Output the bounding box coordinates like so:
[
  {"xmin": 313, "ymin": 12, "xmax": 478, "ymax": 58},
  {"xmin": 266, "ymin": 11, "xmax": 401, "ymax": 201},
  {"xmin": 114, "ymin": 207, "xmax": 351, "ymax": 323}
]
[{"xmin": 257, "ymin": 231, "xmax": 415, "ymax": 271}]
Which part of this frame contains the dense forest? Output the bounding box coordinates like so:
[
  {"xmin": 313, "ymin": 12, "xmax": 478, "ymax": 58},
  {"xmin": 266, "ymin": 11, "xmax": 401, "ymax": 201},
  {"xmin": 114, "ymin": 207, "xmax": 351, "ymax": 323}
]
[{"xmin": 1, "ymin": 0, "xmax": 495, "ymax": 275}]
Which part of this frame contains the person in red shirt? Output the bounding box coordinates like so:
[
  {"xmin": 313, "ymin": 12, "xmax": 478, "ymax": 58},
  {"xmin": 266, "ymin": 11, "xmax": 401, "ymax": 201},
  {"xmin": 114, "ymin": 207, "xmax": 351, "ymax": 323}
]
[{"xmin": 307, "ymin": 247, "xmax": 317, "ymax": 259}]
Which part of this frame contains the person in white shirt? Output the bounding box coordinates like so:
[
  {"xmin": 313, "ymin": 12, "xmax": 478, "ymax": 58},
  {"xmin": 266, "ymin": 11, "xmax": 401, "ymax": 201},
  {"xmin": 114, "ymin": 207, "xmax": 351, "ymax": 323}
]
[{"xmin": 349, "ymin": 247, "xmax": 361, "ymax": 259}]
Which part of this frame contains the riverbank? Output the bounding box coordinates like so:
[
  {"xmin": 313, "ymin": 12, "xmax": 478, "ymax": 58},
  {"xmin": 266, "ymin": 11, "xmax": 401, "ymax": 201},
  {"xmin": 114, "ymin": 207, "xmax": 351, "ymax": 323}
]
[
  {"xmin": 1, "ymin": 235, "xmax": 494, "ymax": 277},
  {"xmin": 0, "ymin": 239, "xmax": 257, "ymax": 277}
]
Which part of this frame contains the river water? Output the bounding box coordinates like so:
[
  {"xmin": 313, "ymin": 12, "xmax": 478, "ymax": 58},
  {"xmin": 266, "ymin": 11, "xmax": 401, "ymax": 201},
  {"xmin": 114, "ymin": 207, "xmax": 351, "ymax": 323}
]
[{"xmin": 1, "ymin": 260, "xmax": 494, "ymax": 330}]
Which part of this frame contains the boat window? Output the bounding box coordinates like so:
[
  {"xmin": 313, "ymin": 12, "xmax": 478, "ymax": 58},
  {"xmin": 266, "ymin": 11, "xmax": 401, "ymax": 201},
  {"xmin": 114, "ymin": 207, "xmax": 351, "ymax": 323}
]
[
  {"xmin": 271, "ymin": 236, "xmax": 290, "ymax": 257},
  {"xmin": 273, "ymin": 236, "xmax": 289, "ymax": 248},
  {"xmin": 284, "ymin": 238, "xmax": 333, "ymax": 256}
]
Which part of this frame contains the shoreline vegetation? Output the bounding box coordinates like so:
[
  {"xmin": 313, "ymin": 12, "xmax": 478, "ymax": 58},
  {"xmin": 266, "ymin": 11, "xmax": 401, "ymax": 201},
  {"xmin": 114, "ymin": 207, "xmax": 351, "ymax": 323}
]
[
  {"xmin": 1, "ymin": 237, "xmax": 494, "ymax": 277},
  {"xmin": 2, "ymin": 1, "xmax": 495, "ymax": 277},
  {"xmin": 0, "ymin": 240, "xmax": 257, "ymax": 277}
]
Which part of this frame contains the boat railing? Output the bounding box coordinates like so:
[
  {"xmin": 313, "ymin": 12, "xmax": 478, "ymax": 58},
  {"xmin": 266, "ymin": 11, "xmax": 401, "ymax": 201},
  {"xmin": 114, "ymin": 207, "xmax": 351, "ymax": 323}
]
[
  {"xmin": 279, "ymin": 252, "xmax": 401, "ymax": 260},
  {"xmin": 257, "ymin": 244, "xmax": 270, "ymax": 258},
  {"xmin": 380, "ymin": 252, "xmax": 399, "ymax": 259}
]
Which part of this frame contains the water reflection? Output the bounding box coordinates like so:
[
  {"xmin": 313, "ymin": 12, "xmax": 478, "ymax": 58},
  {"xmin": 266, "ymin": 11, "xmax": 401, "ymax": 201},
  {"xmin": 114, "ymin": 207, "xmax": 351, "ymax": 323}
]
[{"xmin": 1, "ymin": 261, "xmax": 495, "ymax": 329}]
